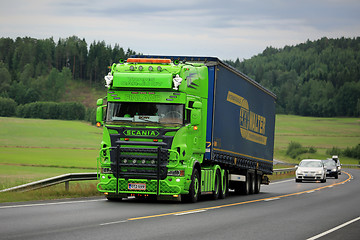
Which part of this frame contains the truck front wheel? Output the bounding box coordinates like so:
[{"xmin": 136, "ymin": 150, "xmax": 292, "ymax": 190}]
[{"xmin": 184, "ymin": 168, "xmax": 200, "ymax": 203}]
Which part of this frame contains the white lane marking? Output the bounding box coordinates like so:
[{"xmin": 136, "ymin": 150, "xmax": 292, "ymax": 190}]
[
  {"xmin": 100, "ymin": 220, "xmax": 128, "ymax": 226},
  {"xmin": 307, "ymin": 216, "xmax": 360, "ymax": 240},
  {"xmin": 307, "ymin": 191, "xmax": 315, "ymax": 193},
  {"xmin": 175, "ymin": 209, "xmax": 207, "ymax": 216},
  {"xmin": 264, "ymin": 198, "xmax": 280, "ymax": 201},
  {"xmin": 0, "ymin": 199, "xmax": 106, "ymax": 209},
  {"xmin": 269, "ymin": 179, "xmax": 295, "ymax": 185}
]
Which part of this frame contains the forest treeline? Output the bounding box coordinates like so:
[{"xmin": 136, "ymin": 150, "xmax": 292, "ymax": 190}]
[
  {"xmin": 0, "ymin": 36, "xmax": 137, "ymax": 106},
  {"xmin": 0, "ymin": 36, "xmax": 360, "ymax": 118},
  {"xmin": 225, "ymin": 37, "xmax": 360, "ymax": 117}
]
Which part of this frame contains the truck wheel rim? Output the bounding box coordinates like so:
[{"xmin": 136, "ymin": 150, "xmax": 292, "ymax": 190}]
[{"xmin": 194, "ymin": 178, "xmax": 199, "ymax": 197}]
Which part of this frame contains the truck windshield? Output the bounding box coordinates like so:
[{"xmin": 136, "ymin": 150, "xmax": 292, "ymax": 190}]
[{"xmin": 106, "ymin": 102, "xmax": 184, "ymax": 125}]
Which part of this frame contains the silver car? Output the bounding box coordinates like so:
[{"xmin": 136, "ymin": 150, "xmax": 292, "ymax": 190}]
[{"xmin": 295, "ymin": 159, "xmax": 326, "ymax": 183}]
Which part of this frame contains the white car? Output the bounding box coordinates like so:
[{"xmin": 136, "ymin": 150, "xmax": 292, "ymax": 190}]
[{"xmin": 295, "ymin": 159, "xmax": 326, "ymax": 183}]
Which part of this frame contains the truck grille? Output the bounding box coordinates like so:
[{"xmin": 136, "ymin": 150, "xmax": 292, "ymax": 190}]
[{"xmin": 107, "ymin": 127, "xmax": 177, "ymax": 180}]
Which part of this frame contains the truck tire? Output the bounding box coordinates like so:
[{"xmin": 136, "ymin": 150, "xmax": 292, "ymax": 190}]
[
  {"xmin": 212, "ymin": 170, "xmax": 221, "ymax": 200},
  {"xmin": 249, "ymin": 173, "xmax": 256, "ymax": 194},
  {"xmin": 238, "ymin": 172, "xmax": 250, "ymax": 195},
  {"xmin": 184, "ymin": 168, "xmax": 200, "ymax": 203},
  {"xmin": 219, "ymin": 171, "xmax": 228, "ymax": 199},
  {"xmin": 254, "ymin": 174, "xmax": 261, "ymax": 194}
]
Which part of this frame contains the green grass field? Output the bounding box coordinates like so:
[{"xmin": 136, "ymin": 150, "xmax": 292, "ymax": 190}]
[
  {"xmin": 0, "ymin": 117, "xmax": 102, "ymax": 192},
  {"xmin": 0, "ymin": 115, "xmax": 359, "ymax": 202},
  {"xmin": 274, "ymin": 115, "xmax": 360, "ymax": 164}
]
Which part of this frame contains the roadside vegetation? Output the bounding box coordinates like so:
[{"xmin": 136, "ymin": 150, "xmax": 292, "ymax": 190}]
[
  {"xmin": 274, "ymin": 115, "xmax": 360, "ymax": 165},
  {"xmin": 0, "ymin": 115, "xmax": 359, "ymax": 203}
]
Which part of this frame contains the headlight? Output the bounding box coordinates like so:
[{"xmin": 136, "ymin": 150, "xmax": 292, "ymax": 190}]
[
  {"xmin": 168, "ymin": 170, "xmax": 185, "ymax": 176},
  {"xmin": 317, "ymin": 170, "xmax": 323, "ymax": 174},
  {"xmin": 332, "ymin": 168, "xmax": 337, "ymax": 172},
  {"xmin": 297, "ymin": 170, "xmax": 303, "ymax": 174},
  {"xmin": 101, "ymin": 168, "xmax": 112, "ymax": 174}
]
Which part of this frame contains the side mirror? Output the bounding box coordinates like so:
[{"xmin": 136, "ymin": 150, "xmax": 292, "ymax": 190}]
[
  {"xmin": 97, "ymin": 98, "xmax": 104, "ymax": 106},
  {"xmin": 96, "ymin": 98, "xmax": 105, "ymax": 126},
  {"xmin": 192, "ymin": 101, "xmax": 202, "ymax": 109},
  {"xmin": 191, "ymin": 109, "xmax": 201, "ymax": 125},
  {"xmin": 295, "ymin": 165, "xmax": 298, "ymax": 169}
]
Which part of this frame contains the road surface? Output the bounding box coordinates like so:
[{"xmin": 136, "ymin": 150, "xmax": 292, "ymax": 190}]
[{"xmin": 0, "ymin": 169, "xmax": 359, "ymax": 240}]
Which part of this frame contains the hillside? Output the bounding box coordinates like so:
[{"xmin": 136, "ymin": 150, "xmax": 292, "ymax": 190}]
[
  {"xmin": 1, "ymin": 36, "xmax": 360, "ymax": 117},
  {"xmin": 226, "ymin": 37, "xmax": 360, "ymax": 117},
  {"xmin": 63, "ymin": 79, "xmax": 105, "ymax": 108}
]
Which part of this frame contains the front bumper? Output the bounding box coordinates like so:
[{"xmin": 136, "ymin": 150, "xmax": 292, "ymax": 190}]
[
  {"xmin": 97, "ymin": 175, "xmax": 186, "ymax": 196},
  {"xmin": 326, "ymin": 170, "xmax": 338, "ymax": 177},
  {"xmin": 296, "ymin": 173, "xmax": 324, "ymax": 181}
]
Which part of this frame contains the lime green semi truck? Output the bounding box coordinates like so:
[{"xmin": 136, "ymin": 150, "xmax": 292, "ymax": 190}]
[{"xmin": 96, "ymin": 56, "xmax": 276, "ymax": 202}]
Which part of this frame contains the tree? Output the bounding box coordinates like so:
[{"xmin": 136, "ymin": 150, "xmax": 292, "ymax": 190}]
[{"xmin": 0, "ymin": 62, "xmax": 11, "ymax": 93}]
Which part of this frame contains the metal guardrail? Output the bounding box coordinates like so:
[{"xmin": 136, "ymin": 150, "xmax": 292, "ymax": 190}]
[
  {"xmin": 0, "ymin": 172, "xmax": 97, "ymax": 193},
  {"xmin": 273, "ymin": 168, "xmax": 296, "ymax": 175},
  {"xmin": 1, "ymin": 165, "xmax": 358, "ymax": 193},
  {"xmin": 342, "ymin": 164, "xmax": 360, "ymax": 168}
]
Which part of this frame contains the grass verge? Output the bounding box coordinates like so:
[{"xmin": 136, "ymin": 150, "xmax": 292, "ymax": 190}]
[{"xmin": 0, "ymin": 181, "xmax": 102, "ymax": 203}]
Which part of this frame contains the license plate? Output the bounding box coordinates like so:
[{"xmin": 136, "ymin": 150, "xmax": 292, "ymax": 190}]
[{"xmin": 128, "ymin": 183, "xmax": 146, "ymax": 190}]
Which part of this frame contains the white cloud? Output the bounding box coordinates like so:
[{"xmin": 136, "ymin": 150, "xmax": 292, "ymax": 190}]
[{"xmin": 1, "ymin": 0, "xmax": 360, "ymax": 60}]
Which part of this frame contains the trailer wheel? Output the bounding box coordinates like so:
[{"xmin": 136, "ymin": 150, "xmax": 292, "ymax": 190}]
[
  {"xmin": 219, "ymin": 171, "xmax": 228, "ymax": 199},
  {"xmin": 250, "ymin": 173, "xmax": 256, "ymax": 194},
  {"xmin": 254, "ymin": 174, "xmax": 261, "ymax": 194},
  {"xmin": 184, "ymin": 168, "xmax": 200, "ymax": 203},
  {"xmin": 239, "ymin": 172, "xmax": 251, "ymax": 195},
  {"xmin": 212, "ymin": 170, "xmax": 220, "ymax": 200}
]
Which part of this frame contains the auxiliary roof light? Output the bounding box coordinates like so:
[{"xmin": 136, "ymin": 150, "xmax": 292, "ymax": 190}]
[
  {"xmin": 127, "ymin": 58, "xmax": 171, "ymax": 64},
  {"xmin": 148, "ymin": 66, "xmax": 153, "ymax": 71},
  {"xmin": 173, "ymin": 74, "xmax": 183, "ymax": 90},
  {"xmin": 139, "ymin": 66, "xmax": 144, "ymax": 71},
  {"xmin": 104, "ymin": 72, "xmax": 113, "ymax": 88},
  {"xmin": 129, "ymin": 65, "xmax": 135, "ymax": 71},
  {"xmin": 157, "ymin": 66, "xmax": 162, "ymax": 71}
]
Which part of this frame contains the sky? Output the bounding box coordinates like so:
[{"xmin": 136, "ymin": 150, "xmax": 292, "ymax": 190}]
[{"xmin": 1, "ymin": 0, "xmax": 360, "ymax": 60}]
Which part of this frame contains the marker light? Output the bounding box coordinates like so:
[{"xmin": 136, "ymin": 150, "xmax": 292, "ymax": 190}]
[
  {"xmin": 96, "ymin": 122, "xmax": 101, "ymax": 127},
  {"xmin": 193, "ymin": 126, "xmax": 198, "ymax": 130},
  {"xmin": 127, "ymin": 58, "xmax": 171, "ymax": 64}
]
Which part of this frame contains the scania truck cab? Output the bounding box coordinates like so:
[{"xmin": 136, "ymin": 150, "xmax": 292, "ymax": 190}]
[{"xmin": 96, "ymin": 56, "xmax": 276, "ymax": 202}]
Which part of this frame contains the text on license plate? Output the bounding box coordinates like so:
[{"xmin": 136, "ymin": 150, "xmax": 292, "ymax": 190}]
[{"xmin": 128, "ymin": 183, "xmax": 146, "ymax": 190}]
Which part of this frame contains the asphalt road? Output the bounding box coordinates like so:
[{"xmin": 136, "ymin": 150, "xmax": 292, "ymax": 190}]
[{"xmin": 0, "ymin": 169, "xmax": 359, "ymax": 240}]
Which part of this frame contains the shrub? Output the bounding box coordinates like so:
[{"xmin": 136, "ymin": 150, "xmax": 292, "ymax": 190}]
[
  {"xmin": 85, "ymin": 107, "xmax": 96, "ymax": 125},
  {"xmin": 0, "ymin": 97, "xmax": 17, "ymax": 117},
  {"xmin": 343, "ymin": 144, "xmax": 360, "ymax": 159},
  {"xmin": 286, "ymin": 141, "xmax": 317, "ymax": 159},
  {"xmin": 15, "ymin": 101, "xmax": 85, "ymax": 120},
  {"xmin": 326, "ymin": 146, "xmax": 342, "ymax": 156},
  {"xmin": 308, "ymin": 146, "xmax": 317, "ymax": 154}
]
